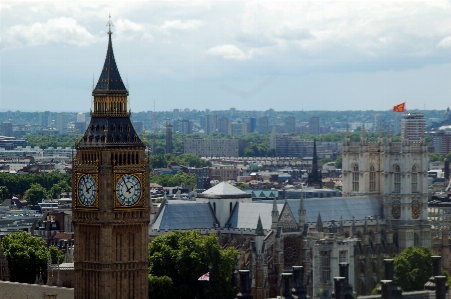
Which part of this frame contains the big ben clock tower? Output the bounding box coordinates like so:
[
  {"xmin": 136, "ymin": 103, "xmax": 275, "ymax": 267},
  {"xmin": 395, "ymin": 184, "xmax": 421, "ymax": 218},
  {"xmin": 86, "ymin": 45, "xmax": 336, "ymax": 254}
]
[{"xmin": 73, "ymin": 17, "xmax": 149, "ymax": 299}]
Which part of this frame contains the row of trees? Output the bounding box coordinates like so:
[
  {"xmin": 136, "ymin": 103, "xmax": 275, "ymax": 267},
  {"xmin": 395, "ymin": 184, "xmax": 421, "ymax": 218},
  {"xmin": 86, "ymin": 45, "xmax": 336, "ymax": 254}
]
[
  {"xmin": 1, "ymin": 232, "xmax": 64, "ymax": 284},
  {"xmin": 150, "ymin": 171, "xmax": 196, "ymax": 187},
  {"xmin": 149, "ymin": 154, "xmax": 210, "ymax": 169},
  {"xmin": 0, "ymin": 172, "xmax": 71, "ymax": 204}
]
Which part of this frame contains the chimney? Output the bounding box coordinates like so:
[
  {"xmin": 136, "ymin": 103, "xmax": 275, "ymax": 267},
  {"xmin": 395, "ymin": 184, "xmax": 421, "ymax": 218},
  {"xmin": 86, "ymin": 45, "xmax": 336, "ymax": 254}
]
[
  {"xmin": 235, "ymin": 270, "xmax": 253, "ymax": 299},
  {"xmin": 425, "ymin": 256, "xmax": 444, "ymax": 291},
  {"xmin": 280, "ymin": 273, "xmax": 294, "ymax": 299},
  {"xmin": 333, "ymin": 277, "xmax": 345, "ymax": 299},
  {"xmin": 381, "ymin": 280, "xmax": 392, "ymax": 299},
  {"xmin": 378, "ymin": 260, "xmax": 402, "ymax": 299},
  {"xmin": 435, "ymin": 276, "xmax": 447, "ymax": 299},
  {"xmin": 384, "ymin": 259, "xmax": 394, "ymax": 280},
  {"xmin": 292, "ymin": 266, "xmax": 307, "ymax": 299},
  {"xmin": 339, "ymin": 262, "xmax": 354, "ymax": 298}
]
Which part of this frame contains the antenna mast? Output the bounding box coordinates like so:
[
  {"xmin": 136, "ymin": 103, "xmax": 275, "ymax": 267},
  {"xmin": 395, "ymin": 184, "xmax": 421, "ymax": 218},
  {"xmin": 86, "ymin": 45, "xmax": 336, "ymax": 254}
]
[{"xmin": 153, "ymin": 100, "xmax": 156, "ymax": 155}]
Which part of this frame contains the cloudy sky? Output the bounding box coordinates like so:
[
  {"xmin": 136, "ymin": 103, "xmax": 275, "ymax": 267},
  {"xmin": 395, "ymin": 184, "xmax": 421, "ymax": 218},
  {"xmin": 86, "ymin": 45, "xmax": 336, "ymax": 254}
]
[{"xmin": 1, "ymin": 0, "xmax": 451, "ymax": 112}]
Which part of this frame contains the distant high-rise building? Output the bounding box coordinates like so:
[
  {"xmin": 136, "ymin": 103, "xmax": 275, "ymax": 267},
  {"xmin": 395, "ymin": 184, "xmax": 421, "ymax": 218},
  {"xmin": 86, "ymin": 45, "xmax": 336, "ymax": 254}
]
[
  {"xmin": 228, "ymin": 122, "xmax": 247, "ymax": 136},
  {"xmin": 284, "ymin": 116, "xmax": 295, "ymax": 133},
  {"xmin": 133, "ymin": 121, "xmax": 144, "ymax": 133},
  {"xmin": 205, "ymin": 114, "xmax": 218, "ymax": 135},
  {"xmin": 243, "ymin": 117, "xmax": 256, "ymax": 133},
  {"xmin": 229, "ymin": 108, "xmax": 236, "ymax": 118},
  {"xmin": 392, "ymin": 114, "xmax": 402, "ymax": 135},
  {"xmin": 77, "ymin": 112, "xmax": 86, "ymax": 123},
  {"xmin": 401, "ymin": 113, "xmax": 426, "ymax": 142},
  {"xmin": 217, "ymin": 117, "xmax": 229, "ymax": 135},
  {"xmin": 374, "ymin": 114, "xmax": 387, "ymax": 132},
  {"xmin": 173, "ymin": 119, "xmax": 193, "ymax": 134},
  {"xmin": 256, "ymin": 117, "xmax": 269, "ymax": 134},
  {"xmin": 173, "ymin": 109, "xmax": 180, "ymax": 119},
  {"xmin": 1, "ymin": 122, "xmax": 13, "ymax": 137},
  {"xmin": 184, "ymin": 139, "xmax": 246, "ymax": 157},
  {"xmin": 39, "ymin": 111, "xmax": 51, "ymax": 127},
  {"xmin": 56, "ymin": 112, "xmax": 68, "ymax": 134},
  {"xmin": 309, "ymin": 116, "xmax": 320, "ymax": 135},
  {"xmin": 166, "ymin": 125, "xmax": 173, "ymax": 154}
]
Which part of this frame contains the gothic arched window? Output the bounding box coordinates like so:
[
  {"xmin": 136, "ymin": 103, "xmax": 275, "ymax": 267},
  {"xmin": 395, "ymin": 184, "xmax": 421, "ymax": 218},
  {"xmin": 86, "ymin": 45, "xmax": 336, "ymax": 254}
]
[
  {"xmin": 369, "ymin": 164, "xmax": 376, "ymax": 192},
  {"xmin": 394, "ymin": 165, "xmax": 401, "ymax": 193},
  {"xmin": 352, "ymin": 164, "xmax": 359, "ymax": 192},
  {"xmin": 411, "ymin": 165, "xmax": 418, "ymax": 193}
]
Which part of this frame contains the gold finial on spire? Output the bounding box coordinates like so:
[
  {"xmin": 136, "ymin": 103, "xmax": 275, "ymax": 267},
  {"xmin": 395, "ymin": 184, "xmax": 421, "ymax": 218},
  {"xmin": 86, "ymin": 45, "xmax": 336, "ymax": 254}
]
[{"xmin": 107, "ymin": 13, "xmax": 114, "ymax": 35}]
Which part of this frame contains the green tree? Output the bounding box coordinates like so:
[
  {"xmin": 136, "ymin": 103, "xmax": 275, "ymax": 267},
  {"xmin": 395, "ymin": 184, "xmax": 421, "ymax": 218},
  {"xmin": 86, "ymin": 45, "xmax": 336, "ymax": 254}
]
[
  {"xmin": 394, "ymin": 246, "xmax": 431, "ymax": 291},
  {"xmin": 335, "ymin": 156, "xmax": 342, "ymax": 169},
  {"xmin": 1, "ymin": 232, "xmax": 49, "ymax": 283},
  {"xmin": 23, "ymin": 183, "xmax": 47, "ymax": 205},
  {"xmin": 0, "ymin": 186, "xmax": 9, "ymax": 202},
  {"xmin": 48, "ymin": 180, "xmax": 71, "ymax": 199},
  {"xmin": 429, "ymin": 153, "xmax": 444, "ymax": 162},
  {"xmin": 49, "ymin": 245, "xmax": 65, "ymax": 265},
  {"xmin": 148, "ymin": 275, "xmax": 175, "ymax": 299},
  {"xmin": 321, "ymin": 157, "xmax": 332, "ymax": 164},
  {"xmin": 148, "ymin": 230, "xmax": 238, "ymax": 299},
  {"xmin": 150, "ymin": 171, "xmax": 196, "ymax": 187}
]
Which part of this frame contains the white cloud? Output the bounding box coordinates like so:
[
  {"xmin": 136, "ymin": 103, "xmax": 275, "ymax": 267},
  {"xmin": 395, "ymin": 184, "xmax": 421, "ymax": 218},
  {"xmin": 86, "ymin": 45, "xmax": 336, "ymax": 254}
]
[
  {"xmin": 437, "ymin": 36, "xmax": 451, "ymax": 49},
  {"xmin": 161, "ymin": 20, "xmax": 204, "ymax": 31},
  {"xmin": 2, "ymin": 17, "xmax": 96, "ymax": 49},
  {"xmin": 207, "ymin": 45, "xmax": 251, "ymax": 60}
]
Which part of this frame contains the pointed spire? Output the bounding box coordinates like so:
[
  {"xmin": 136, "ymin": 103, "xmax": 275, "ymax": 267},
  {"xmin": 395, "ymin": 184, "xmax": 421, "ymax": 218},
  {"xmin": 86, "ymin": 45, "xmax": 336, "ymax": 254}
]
[
  {"xmin": 271, "ymin": 197, "xmax": 279, "ymax": 229},
  {"xmin": 386, "ymin": 125, "xmax": 392, "ymax": 144},
  {"xmin": 256, "ymin": 215, "xmax": 264, "ymax": 236},
  {"xmin": 388, "ymin": 215, "xmax": 393, "ymax": 232},
  {"xmin": 351, "ymin": 215, "xmax": 356, "ymax": 236},
  {"xmin": 362, "ymin": 123, "xmax": 366, "ymax": 138},
  {"xmin": 378, "ymin": 128, "xmax": 383, "ymax": 144},
  {"xmin": 315, "ymin": 212, "xmax": 323, "ymax": 232},
  {"xmin": 93, "ymin": 15, "xmax": 128, "ymax": 96},
  {"xmin": 298, "ymin": 192, "xmax": 305, "ymax": 215},
  {"xmin": 376, "ymin": 215, "xmax": 380, "ymax": 233}
]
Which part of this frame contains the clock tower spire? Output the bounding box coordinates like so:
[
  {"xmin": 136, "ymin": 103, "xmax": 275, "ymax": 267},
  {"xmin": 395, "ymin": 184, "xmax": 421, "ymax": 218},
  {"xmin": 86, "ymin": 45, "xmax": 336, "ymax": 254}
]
[{"xmin": 73, "ymin": 16, "xmax": 150, "ymax": 299}]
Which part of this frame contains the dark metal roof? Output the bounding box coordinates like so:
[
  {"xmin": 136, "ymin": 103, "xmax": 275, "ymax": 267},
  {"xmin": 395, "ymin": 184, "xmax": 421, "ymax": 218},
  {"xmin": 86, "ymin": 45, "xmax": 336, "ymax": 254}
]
[
  {"xmin": 152, "ymin": 201, "xmax": 218, "ymax": 230},
  {"xmin": 93, "ymin": 33, "xmax": 128, "ymax": 95},
  {"xmin": 227, "ymin": 202, "xmax": 284, "ymax": 230},
  {"xmin": 76, "ymin": 117, "xmax": 145, "ymax": 149}
]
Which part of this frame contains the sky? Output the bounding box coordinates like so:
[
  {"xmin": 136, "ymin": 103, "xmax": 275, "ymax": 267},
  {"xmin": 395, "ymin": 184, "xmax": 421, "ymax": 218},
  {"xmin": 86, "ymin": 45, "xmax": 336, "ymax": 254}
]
[{"xmin": 1, "ymin": 0, "xmax": 451, "ymax": 112}]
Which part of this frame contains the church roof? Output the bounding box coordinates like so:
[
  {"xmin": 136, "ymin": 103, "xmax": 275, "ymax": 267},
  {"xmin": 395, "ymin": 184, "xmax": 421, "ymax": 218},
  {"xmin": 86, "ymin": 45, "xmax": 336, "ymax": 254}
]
[
  {"xmin": 152, "ymin": 201, "xmax": 218, "ymax": 230},
  {"xmin": 227, "ymin": 202, "xmax": 284, "ymax": 230},
  {"xmin": 198, "ymin": 182, "xmax": 251, "ymax": 199},
  {"xmin": 92, "ymin": 32, "xmax": 128, "ymax": 95},
  {"xmin": 279, "ymin": 196, "xmax": 382, "ymax": 223}
]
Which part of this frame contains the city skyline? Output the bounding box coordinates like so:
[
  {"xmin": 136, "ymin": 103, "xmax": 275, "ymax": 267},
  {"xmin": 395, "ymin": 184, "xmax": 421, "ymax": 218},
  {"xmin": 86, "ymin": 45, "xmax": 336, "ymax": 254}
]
[{"xmin": 1, "ymin": 1, "xmax": 451, "ymax": 112}]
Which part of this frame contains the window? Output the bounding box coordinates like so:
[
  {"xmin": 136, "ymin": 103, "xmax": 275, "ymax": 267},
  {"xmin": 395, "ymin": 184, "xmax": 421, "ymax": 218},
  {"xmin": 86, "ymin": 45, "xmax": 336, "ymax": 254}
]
[
  {"xmin": 320, "ymin": 251, "xmax": 331, "ymax": 283},
  {"xmin": 412, "ymin": 165, "xmax": 418, "ymax": 193},
  {"xmin": 352, "ymin": 164, "xmax": 359, "ymax": 192},
  {"xmin": 394, "ymin": 165, "xmax": 401, "ymax": 193},
  {"xmin": 339, "ymin": 250, "xmax": 347, "ymax": 263},
  {"xmin": 414, "ymin": 233, "xmax": 419, "ymax": 247},
  {"xmin": 369, "ymin": 164, "xmax": 376, "ymax": 192}
]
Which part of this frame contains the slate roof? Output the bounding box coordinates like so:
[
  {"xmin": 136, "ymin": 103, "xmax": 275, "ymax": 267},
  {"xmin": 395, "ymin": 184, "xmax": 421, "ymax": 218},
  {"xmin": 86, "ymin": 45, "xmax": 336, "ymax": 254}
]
[
  {"xmin": 227, "ymin": 202, "xmax": 284, "ymax": 230},
  {"xmin": 198, "ymin": 182, "xmax": 252, "ymax": 199},
  {"xmin": 93, "ymin": 33, "xmax": 128, "ymax": 95},
  {"xmin": 276, "ymin": 196, "xmax": 382, "ymax": 223},
  {"xmin": 152, "ymin": 201, "xmax": 218, "ymax": 230}
]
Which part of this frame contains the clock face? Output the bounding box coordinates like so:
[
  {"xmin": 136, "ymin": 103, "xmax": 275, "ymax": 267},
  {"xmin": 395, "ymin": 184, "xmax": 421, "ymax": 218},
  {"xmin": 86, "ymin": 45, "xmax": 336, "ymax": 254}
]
[
  {"xmin": 116, "ymin": 174, "xmax": 142, "ymax": 206},
  {"xmin": 78, "ymin": 174, "xmax": 97, "ymax": 206},
  {"xmin": 412, "ymin": 201, "xmax": 421, "ymax": 219},
  {"xmin": 392, "ymin": 202, "xmax": 401, "ymax": 219}
]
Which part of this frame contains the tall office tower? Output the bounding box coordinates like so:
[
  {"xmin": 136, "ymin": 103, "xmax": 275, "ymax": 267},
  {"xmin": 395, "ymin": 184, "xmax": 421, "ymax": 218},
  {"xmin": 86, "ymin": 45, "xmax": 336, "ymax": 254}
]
[
  {"xmin": 392, "ymin": 113, "xmax": 402, "ymax": 135},
  {"xmin": 56, "ymin": 112, "xmax": 68, "ymax": 134},
  {"xmin": 308, "ymin": 116, "xmax": 320, "ymax": 135},
  {"xmin": 133, "ymin": 121, "xmax": 144, "ymax": 133},
  {"xmin": 256, "ymin": 117, "xmax": 269, "ymax": 134},
  {"xmin": 39, "ymin": 111, "xmax": 51, "ymax": 127},
  {"xmin": 173, "ymin": 109, "xmax": 180, "ymax": 119},
  {"xmin": 217, "ymin": 117, "xmax": 229, "ymax": 135},
  {"xmin": 284, "ymin": 116, "xmax": 295, "ymax": 133},
  {"xmin": 77, "ymin": 112, "xmax": 86, "ymax": 123},
  {"xmin": 74, "ymin": 112, "xmax": 87, "ymax": 133},
  {"xmin": 1, "ymin": 122, "xmax": 13, "ymax": 137},
  {"xmin": 374, "ymin": 114, "xmax": 387, "ymax": 132},
  {"xmin": 243, "ymin": 117, "xmax": 256, "ymax": 133},
  {"xmin": 228, "ymin": 122, "xmax": 247, "ymax": 136},
  {"xmin": 205, "ymin": 114, "xmax": 218, "ymax": 135},
  {"xmin": 181, "ymin": 119, "xmax": 193, "ymax": 134},
  {"xmin": 72, "ymin": 21, "xmax": 149, "ymax": 299},
  {"xmin": 230, "ymin": 108, "xmax": 236, "ymax": 118},
  {"xmin": 166, "ymin": 124, "xmax": 173, "ymax": 154},
  {"xmin": 402, "ymin": 113, "xmax": 426, "ymax": 142}
]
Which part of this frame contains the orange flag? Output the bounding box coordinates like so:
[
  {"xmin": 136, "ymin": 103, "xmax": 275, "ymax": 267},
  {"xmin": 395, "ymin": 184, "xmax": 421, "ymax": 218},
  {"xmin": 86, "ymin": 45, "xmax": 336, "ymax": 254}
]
[{"xmin": 393, "ymin": 102, "xmax": 405, "ymax": 112}]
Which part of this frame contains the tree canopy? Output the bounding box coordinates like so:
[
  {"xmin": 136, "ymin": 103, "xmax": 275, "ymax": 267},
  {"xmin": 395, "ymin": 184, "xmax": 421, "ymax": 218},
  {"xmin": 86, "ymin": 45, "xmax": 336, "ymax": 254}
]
[
  {"xmin": 23, "ymin": 183, "xmax": 47, "ymax": 205},
  {"xmin": 150, "ymin": 171, "xmax": 196, "ymax": 187},
  {"xmin": 148, "ymin": 230, "xmax": 238, "ymax": 299},
  {"xmin": 394, "ymin": 246, "xmax": 431, "ymax": 291},
  {"xmin": 149, "ymin": 154, "xmax": 210, "ymax": 169},
  {"xmin": 1, "ymin": 232, "xmax": 63, "ymax": 283}
]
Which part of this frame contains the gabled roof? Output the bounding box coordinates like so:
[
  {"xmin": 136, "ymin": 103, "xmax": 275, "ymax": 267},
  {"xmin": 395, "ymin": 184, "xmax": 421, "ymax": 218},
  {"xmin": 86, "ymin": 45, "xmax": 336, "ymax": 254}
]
[
  {"xmin": 198, "ymin": 182, "xmax": 252, "ymax": 199},
  {"xmin": 227, "ymin": 202, "xmax": 284, "ymax": 230},
  {"xmin": 93, "ymin": 33, "xmax": 128, "ymax": 95},
  {"xmin": 152, "ymin": 201, "xmax": 218, "ymax": 230},
  {"xmin": 274, "ymin": 196, "xmax": 382, "ymax": 223}
]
